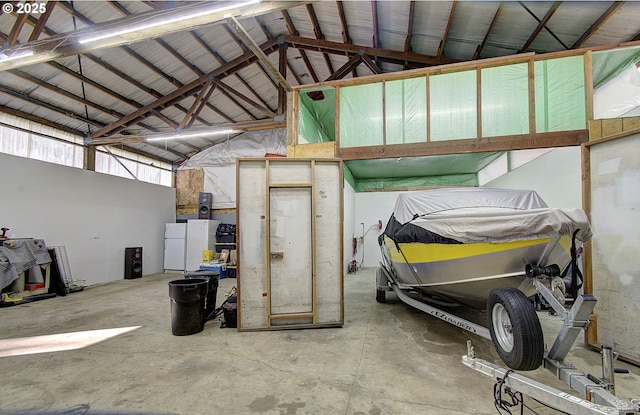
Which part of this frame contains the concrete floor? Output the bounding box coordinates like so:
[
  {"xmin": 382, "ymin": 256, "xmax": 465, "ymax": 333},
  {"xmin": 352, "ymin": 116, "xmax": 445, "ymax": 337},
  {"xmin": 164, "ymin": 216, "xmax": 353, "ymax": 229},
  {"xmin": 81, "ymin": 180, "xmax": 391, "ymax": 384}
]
[{"xmin": 1, "ymin": 268, "xmax": 639, "ymax": 415}]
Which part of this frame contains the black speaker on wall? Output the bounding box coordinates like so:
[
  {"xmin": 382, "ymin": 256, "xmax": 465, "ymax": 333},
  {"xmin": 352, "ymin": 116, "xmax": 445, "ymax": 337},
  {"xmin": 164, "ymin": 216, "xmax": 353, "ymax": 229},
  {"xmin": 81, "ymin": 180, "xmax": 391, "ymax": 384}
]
[
  {"xmin": 198, "ymin": 192, "xmax": 212, "ymax": 219},
  {"xmin": 124, "ymin": 247, "xmax": 143, "ymax": 279}
]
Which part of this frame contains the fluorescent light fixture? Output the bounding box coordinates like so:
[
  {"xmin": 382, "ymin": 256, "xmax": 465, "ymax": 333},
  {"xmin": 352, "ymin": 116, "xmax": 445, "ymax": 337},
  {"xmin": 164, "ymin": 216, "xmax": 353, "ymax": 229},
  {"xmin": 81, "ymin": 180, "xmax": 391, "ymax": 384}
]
[
  {"xmin": 78, "ymin": 0, "xmax": 261, "ymax": 45},
  {"xmin": 146, "ymin": 129, "xmax": 235, "ymax": 142},
  {"xmin": 0, "ymin": 49, "xmax": 34, "ymax": 62}
]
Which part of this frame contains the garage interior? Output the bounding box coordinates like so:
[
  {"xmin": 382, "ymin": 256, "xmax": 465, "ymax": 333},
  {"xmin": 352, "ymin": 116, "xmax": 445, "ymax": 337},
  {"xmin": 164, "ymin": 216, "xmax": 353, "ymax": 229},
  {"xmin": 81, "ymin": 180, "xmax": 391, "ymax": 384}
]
[{"xmin": 1, "ymin": 1, "xmax": 640, "ymax": 414}]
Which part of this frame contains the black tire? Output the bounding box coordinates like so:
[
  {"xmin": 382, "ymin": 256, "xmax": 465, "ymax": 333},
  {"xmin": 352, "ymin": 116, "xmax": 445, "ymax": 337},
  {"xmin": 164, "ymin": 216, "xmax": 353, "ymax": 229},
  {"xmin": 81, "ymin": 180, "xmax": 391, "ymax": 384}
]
[
  {"xmin": 376, "ymin": 289, "xmax": 386, "ymax": 303},
  {"xmin": 487, "ymin": 287, "xmax": 544, "ymax": 371}
]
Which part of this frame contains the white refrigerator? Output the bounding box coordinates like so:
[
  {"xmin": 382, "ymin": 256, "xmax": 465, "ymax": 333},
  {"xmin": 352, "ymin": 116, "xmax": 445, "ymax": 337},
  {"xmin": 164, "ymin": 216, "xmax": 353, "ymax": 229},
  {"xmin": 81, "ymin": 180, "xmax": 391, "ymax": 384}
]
[
  {"xmin": 164, "ymin": 223, "xmax": 187, "ymax": 271},
  {"xmin": 185, "ymin": 219, "xmax": 220, "ymax": 271}
]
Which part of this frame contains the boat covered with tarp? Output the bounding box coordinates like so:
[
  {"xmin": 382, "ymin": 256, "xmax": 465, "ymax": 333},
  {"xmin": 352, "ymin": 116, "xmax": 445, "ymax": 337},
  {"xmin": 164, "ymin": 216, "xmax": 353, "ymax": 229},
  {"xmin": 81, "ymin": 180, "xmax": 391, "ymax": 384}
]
[{"xmin": 378, "ymin": 187, "xmax": 592, "ymax": 310}]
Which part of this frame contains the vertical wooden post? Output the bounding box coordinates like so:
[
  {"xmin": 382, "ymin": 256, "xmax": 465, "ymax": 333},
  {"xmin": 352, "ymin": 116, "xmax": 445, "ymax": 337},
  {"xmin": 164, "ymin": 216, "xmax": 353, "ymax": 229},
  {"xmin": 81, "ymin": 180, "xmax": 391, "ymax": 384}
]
[
  {"xmin": 382, "ymin": 80, "xmax": 387, "ymax": 146},
  {"xmin": 84, "ymin": 144, "xmax": 96, "ymax": 171},
  {"xmin": 582, "ymin": 51, "xmax": 596, "ymax": 346},
  {"xmin": 528, "ymin": 58, "xmax": 536, "ymax": 134},
  {"xmin": 426, "ymin": 74, "xmax": 431, "ymax": 143},
  {"xmin": 476, "ymin": 67, "xmax": 482, "ymax": 139},
  {"xmin": 278, "ymin": 39, "xmax": 288, "ymax": 115},
  {"xmin": 265, "ymin": 159, "xmax": 272, "ymax": 328},
  {"xmin": 310, "ymin": 160, "xmax": 317, "ymax": 324},
  {"xmin": 335, "ymin": 86, "xmax": 341, "ymax": 155}
]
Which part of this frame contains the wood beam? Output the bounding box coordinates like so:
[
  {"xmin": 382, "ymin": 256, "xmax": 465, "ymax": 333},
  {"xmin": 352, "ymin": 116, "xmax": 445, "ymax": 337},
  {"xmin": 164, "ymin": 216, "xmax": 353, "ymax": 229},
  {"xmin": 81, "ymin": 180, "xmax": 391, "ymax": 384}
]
[
  {"xmin": 90, "ymin": 37, "xmax": 280, "ymax": 138},
  {"xmin": 186, "ymin": 84, "xmax": 218, "ymax": 129},
  {"xmin": 211, "ymin": 77, "xmax": 277, "ymax": 118},
  {"xmin": 7, "ymin": 13, "xmax": 29, "ymax": 45},
  {"xmin": 282, "ymin": 10, "xmax": 319, "ymax": 83},
  {"xmin": 519, "ymin": 2, "xmax": 569, "ymax": 50},
  {"xmin": 106, "ymin": 2, "xmax": 243, "ymax": 124},
  {"xmin": 571, "ymin": 1, "xmax": 625, "ymax": 49},
  {"xmin": 226, "ymin": 16, "xmax": 292, "ymax": 92},
  {"xmin": 283, "ymin": 35, "xmax": 458, "ymax": 67},
  {"xmin": 18, "ymin": 10, "xmax": 225, "ymax": 133},
  {"xmin": 253, "ymin": 16, "xmax": 303, "ymax": 87},
  {"xmin": 336, "ymin": 1, "xmax": 351, "ymax": 44},
  {"xmin": 306, "ymin": 4, "xmax": 335, "ymax": 75},
  {"xmin": 180, "ymin": 80, "xmax": 213, "ymax": 129},
  {"xmin": 195, "ymin": 26, "xmax": 277, "ymax": 107},
  {"xmin": 437, "ymin": 1, "xmax": 457, "ymax": 57},
  {"xmin": 361, "ymin": 55, "xmax": 383, "ymax": 74},
  {"xmin": 0, "ymin": 84, "xmax": 105, "ymax": 128},
  {"xmin": 278, "ymin": 41, "xmax": 288, "ymax": 114},
  {"xmin": 0, "ymin": 105, "xmax": 83, "ymax": 136},
  {"xmin": 474, "ymin": 3, "xmax": 503, "ymax": 60},
  {"xmin": 222, "ymin": 21, "xmax": 279, "ymax": 91},
  {"xmin": 519, "ymin": 2, "xmax": 562, "ymax": 53},
  {"xmin": 404, "ymin": 1, "xmax": 416, "ymax": 53},
  {"xmin": 9, "ymin": 69, "xmax": 124, "ymax": 119},
  {"xmin": 338, "ymin": 130, "xmax": 588, "ymax": 160},
  {"xmin": 371, "ymin": 1, "xmax": 380, "ymax": 49},
  {"xmin": 150, "ymin": 109, "xmax": 178, "ymax": 129},
  {"xmin": 28, "ymin": 1, "xmax": 55, "ymax": 41},
  {"xmin": 325, "ymin": 54, "xmax": 362, "ymax": 81}
]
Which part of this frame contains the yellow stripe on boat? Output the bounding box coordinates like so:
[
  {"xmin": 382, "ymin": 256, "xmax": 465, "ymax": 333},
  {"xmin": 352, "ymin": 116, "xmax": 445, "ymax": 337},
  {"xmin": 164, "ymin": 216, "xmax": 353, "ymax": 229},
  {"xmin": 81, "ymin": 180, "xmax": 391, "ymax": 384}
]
[{"xmin": 385, "ymin": 236, "xmax": 553, "ymax": 263}]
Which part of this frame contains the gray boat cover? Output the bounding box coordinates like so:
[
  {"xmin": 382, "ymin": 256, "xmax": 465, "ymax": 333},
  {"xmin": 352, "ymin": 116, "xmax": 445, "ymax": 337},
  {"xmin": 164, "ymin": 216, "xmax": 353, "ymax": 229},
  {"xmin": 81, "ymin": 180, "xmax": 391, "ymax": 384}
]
[{"xmin": 390, "ymin": 188, "xmax": 592, "ymax": 244}]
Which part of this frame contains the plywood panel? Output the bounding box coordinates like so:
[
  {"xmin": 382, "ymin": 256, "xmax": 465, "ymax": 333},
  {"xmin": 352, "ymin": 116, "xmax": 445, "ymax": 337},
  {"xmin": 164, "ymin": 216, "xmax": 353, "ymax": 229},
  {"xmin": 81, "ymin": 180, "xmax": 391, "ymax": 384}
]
[
  {"xmin": 237, "ymin": 158, "xmax": 343, "ymax": 330},
  {"xmin": 176, "ymin": 168, "xmax": 204, "ymax": 206},
  {"xmin": 589, "ymin": 133, "xmax": 640, "ymax": 362},
  {"xmin": 287, "ymin": 142, "xmax": 337, "ymax": 158}
]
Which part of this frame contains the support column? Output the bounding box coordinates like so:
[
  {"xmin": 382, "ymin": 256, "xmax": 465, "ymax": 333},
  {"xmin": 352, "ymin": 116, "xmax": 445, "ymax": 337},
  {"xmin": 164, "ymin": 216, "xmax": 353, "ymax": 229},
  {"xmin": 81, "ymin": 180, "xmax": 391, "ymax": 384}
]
[{"xmin": 278, "ymin": 37, "xmax": 288, "ymax": 115}]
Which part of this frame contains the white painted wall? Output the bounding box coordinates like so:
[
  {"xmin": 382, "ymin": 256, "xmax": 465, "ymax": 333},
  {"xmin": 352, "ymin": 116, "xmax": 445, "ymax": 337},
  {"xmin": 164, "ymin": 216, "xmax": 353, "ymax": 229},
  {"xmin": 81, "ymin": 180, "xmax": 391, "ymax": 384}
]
[
  {"xmin": 0, "ymin": 152, "xmax": 176, "ymax": 285},
  {"xmin": 353, "ymin": 191, "xmax": 404, "ymax": 268},
  {"xmin": 484, "ymin": 146, "xmax": 582, "ymax": 208},
  {"xmin": 589, "ymin": 133, "xmax": 640, "ymax": 361},
  {"xmin": 343, "ymin": 180, "xmax": 355, "ymax": 271}
]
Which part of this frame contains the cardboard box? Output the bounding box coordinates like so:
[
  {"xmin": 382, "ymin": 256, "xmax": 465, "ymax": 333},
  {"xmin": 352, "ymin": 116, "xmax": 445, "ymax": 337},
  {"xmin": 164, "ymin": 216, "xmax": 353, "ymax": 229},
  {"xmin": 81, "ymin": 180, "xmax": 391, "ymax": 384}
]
[{"xmin": 214, "ymin": 251, "xmax": 228, "ymax": 263}]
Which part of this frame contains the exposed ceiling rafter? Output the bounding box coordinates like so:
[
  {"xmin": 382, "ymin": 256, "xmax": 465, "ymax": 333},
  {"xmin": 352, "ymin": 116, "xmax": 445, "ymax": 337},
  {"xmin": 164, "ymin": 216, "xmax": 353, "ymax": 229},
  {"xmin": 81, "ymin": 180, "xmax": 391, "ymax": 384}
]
[
  {"xmin": 438, "ymin": 1, "xmax": 457, "ymax": 57},
  {"xmin": 519, "ymin": 2, "xmax": 568, "ymax": 50},
  {"xmin": 571, "ymin": 1, "xmax": 625, "ymax": 49},
  {"xmin": 306, "ymin": 3, "xmax": 335, "ymax": 75},
  {"xmin": 519, "ymin": 2, "xmax": 562, "ymax": 53},
  {"xmin": 282, "ymin": 35, "xmax": 458, "ymax": 67},
  {"xmin": 474, "ymin": 2, "xmax": 503, "ymax": 60},
  {"xmin": 89, "ymin": 37, "xmax": 281, "ymax": 138},
  {"xmin": 281, "ymin": 9, "xmax": 319, "ymax": 83}
]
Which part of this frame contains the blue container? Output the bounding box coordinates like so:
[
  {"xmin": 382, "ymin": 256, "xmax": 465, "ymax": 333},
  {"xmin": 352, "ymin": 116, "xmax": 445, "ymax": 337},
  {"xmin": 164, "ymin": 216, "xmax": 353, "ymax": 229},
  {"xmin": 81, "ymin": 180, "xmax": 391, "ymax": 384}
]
[{"xmin": 199, "ymin": 263, "xmax": 226, "ymax": 279}]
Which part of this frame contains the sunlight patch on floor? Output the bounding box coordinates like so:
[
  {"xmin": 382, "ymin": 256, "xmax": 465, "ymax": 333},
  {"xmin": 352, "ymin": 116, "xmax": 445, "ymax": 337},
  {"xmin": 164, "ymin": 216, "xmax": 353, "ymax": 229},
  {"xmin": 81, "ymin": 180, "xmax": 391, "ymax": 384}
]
[{"xmin": 0, "ymin": 326, "xmax": 141, "ymax": 357}]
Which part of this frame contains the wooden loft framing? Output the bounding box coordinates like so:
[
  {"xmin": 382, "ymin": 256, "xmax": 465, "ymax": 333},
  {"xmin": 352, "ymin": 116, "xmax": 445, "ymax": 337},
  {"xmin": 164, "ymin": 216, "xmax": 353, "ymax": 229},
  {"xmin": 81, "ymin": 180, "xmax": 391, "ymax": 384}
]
[{"xmin": 286, "ymin": 45, "xmax": 639, "ymax": 159}]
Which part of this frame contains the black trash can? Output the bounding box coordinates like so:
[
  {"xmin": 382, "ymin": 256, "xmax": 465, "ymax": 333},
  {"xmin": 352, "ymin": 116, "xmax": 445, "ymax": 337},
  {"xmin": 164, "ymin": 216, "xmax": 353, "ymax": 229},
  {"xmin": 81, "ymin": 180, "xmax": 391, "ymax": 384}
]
[
  {"xmin": 184, "ymin": 270, "xmax": 219, "ymax": 318},
  {"xmin": 168, "ymin": 278, "xmax": 208, "ymax": 336}
]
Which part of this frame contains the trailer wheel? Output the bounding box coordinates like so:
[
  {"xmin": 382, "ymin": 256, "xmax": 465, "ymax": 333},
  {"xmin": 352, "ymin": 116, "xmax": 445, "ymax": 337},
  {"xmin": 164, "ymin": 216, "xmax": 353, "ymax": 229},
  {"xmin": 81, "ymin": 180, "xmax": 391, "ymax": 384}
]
[
  {"xmin": 375, "ymin": 267, "xmax": 388, "ymax": 303},
  {"xmin": 487, "ymin": 288, "xmax": 543, "ymax": 371}
]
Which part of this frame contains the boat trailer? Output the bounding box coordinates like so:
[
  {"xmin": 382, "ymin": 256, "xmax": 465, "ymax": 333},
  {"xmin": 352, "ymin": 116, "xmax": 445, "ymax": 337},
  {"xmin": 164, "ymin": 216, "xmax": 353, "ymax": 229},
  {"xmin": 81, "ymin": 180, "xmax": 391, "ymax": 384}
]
[{"xmin": 377, "ymin": 264, "xmax": 640, "ymax": 415}]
